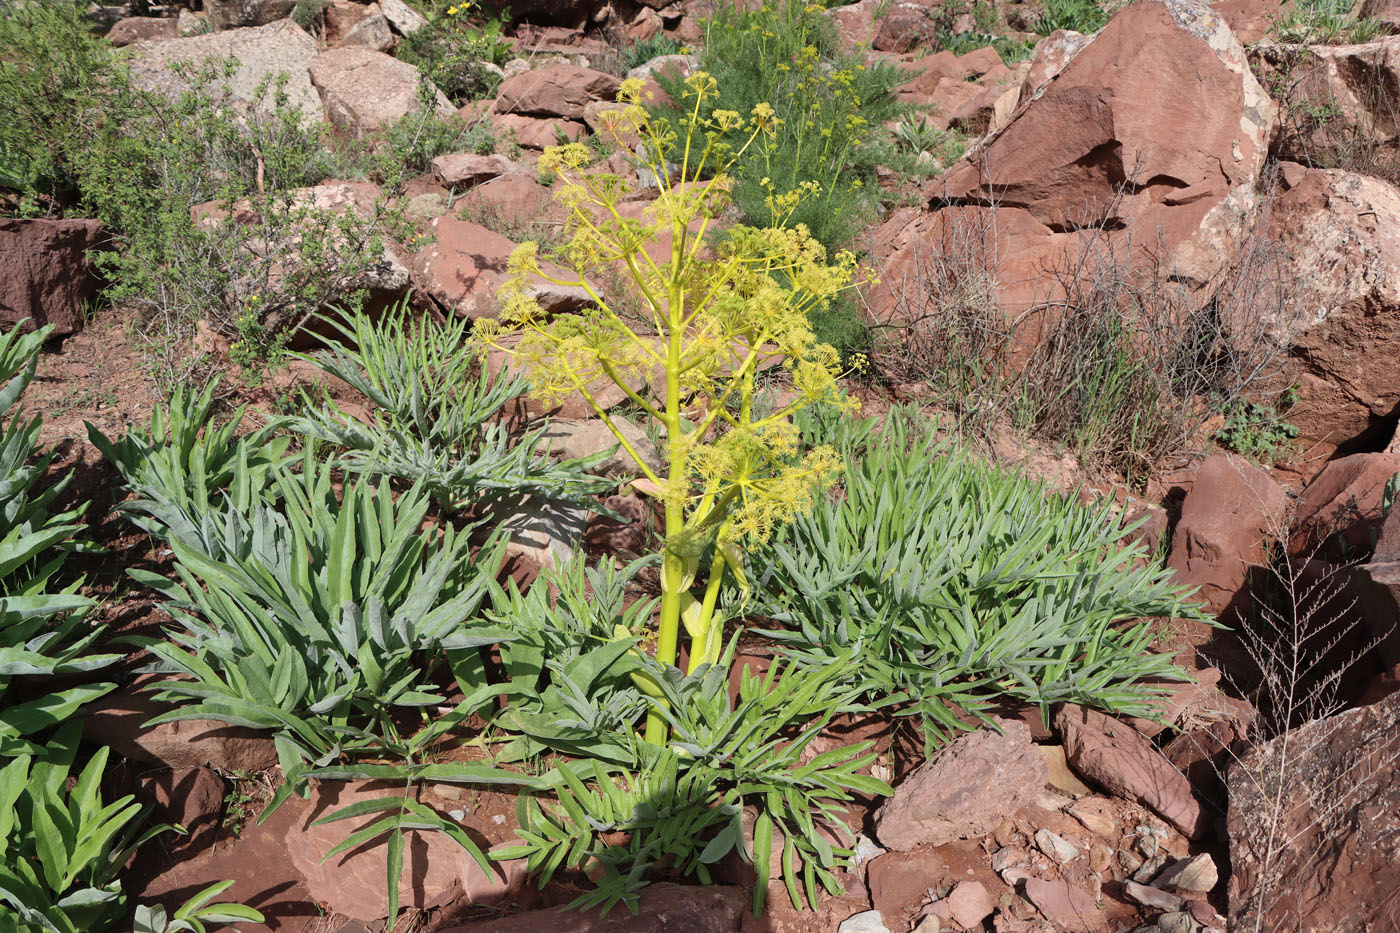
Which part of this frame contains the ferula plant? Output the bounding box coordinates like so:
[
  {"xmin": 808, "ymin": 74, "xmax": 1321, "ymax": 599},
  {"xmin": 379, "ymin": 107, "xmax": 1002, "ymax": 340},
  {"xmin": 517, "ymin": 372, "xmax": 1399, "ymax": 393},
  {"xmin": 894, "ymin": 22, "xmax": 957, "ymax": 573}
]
[{"xmin": 476, "ymin": 73, "xmax": 866, "ymax": 742}]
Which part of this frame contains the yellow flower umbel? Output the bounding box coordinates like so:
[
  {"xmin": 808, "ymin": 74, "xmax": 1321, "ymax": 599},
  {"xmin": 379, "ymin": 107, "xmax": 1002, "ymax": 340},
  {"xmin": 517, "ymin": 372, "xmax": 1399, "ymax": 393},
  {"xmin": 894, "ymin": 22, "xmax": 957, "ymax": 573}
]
[{"xmin": 479, "ymin": 73, "xmax": 863, "ymax": 743}]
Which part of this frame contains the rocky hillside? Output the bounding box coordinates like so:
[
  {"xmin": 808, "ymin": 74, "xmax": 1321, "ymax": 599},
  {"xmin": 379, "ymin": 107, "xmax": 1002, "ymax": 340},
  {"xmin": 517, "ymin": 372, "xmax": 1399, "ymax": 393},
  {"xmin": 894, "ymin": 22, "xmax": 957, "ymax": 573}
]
[{"xmin": 3, "ymin": 0, "xmax": 1400, "ymax": 931}]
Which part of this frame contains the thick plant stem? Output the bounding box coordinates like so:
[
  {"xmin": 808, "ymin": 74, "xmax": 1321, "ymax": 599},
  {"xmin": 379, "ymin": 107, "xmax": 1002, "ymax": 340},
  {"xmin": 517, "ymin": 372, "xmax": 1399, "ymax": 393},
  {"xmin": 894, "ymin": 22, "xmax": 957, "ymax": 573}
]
[
  {"xmin": 687, "ymin": 547, "xmax": 727, "ymax": 674},
  {"xmin": 645, "ymin": 220, "xmax": 689, "ymax": 745}
]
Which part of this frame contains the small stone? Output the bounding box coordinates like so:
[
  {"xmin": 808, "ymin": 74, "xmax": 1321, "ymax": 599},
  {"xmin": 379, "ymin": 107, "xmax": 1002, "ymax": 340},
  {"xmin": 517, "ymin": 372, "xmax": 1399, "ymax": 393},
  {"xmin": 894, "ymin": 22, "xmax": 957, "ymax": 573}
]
[
  {"xmin": 1124, "ymin": 880, "xmax": 1184, "ymax": 911},
  {"xmin": 1089, "ymin": 844, "xmax": 1113, "ymax": 872},
  {"xmin": 1040, "ymin": 744, "xmax": 1093, "ymax": 796},
  {"xmin": 994, "ymin": 819, "xmax": 1020, "ymax": 847},
  {"xmin": 1068, "ymin": 799, "xmax": 1117, "ymax": 839},
  {"xmin": 1157, "ymin": 911, "xmax": 1197, "ymax": 933},
  {"xmin": 838, "ymin": 909, "xmax": 892, "ymax": 933},
  {"xmin": 1119, "ymin": 849, "xmax": 1144, "ymax": 873},
  {"xmin": 946, "ymin": 880, "xmax": 995, "ymax": 929},
  {"xmin": 913, "ymin": 916, "xmax": 941, "ymax": 933},
  {"xmin": 1000, "ymin": 866, "xmax": 1033, "ymax": 886},
  {"xmin": 1035, "ymin": 828, "xmax": 1080, "ymax": 864},
  {"xmin": 1134, "ymin": 854, "xmax": 1168, "ymax": 883},
  {"xmin": 991, "ymin": 846, "xmax": 1028, "ymax": 872},
  {"xmin": 1154, "ymin": 853, "xmax": 1218, "ymax": 893},
  {"xmin": 1138, "ymin": 830, "xmax": 1160, "ymax": 857},
  {"xmin": 449, "ymin": 809, "xmax": 466, "ymax": 821},
  {"xmin": 854, "ymin": 834, "xmax": 885, "ymax": 871}
]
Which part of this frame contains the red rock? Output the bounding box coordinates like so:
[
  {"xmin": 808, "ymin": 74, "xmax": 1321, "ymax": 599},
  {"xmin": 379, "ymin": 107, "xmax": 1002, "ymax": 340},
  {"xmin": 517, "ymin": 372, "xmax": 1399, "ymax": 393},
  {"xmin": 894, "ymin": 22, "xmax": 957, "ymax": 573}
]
[
  {"xmin": 868, "ymin": 849, "xmax": 942, "ymax": 924},
  {"xmin": 1228, "ymin": 689, "xmax": 1400, "ymax": 931},
  {"xmin": 83, "ymin": 681, "xmax": 279, "ymax": 773},
  {"xmin": 411, "ymin": 216, "xmax": 589, "ymax": 318},
  {"xmin": 309, "ymin": 47, "xmax": 454, "ymax": 138},
  {"xmin": 1292, "ymin": 453, "xmax": 1400, "ymax": 558},
  {"xmin": 946, "ymin": 879, "xmax": 995, "ymax": 928},
  {"xmin": 1214, "ymin": 0, "xmax": 1290, "ymax": 43},
  {"xmin": 878, "ymin": 0, "xmax": 1275, "ymax": 326},
  {"xmin": 1166, "ymin": 454, "xmax": 1286, "ymax": 618},
  {"xmin": 0, "ymin": 219, "xmax": 107, "ymax": 336},
  {"xmin": 492, "ymin": 112, "xmax": 588, "ymax": 149},
  {"xmin": 133, "ymin": 792, "xmax": 319, "ymax": 928},
  {"xmin": 136, "ymin": 767, "xmax": 226, "ymax": 854},
  {"xmin": 829, "ymin": 0, "xmax": 879, "ymax": 51},
  {"xmin": 441, "ymin": 881, "xmax": 746, "ymax": 931},
  {"xmin": 1263, "ymin": 169, "xmax": 1400, "ymax": 475},
  {"xmin": 456, "ymin": 173, "xmax": 560, "ymax": 233},
  {"xmin": 1018, "ymin": 29, "xmax": 1091, "ymax": 106},
  {"xmin": 874, "ymin": 718, "xmax": 1048, "ymax": 850},
  {"xmin": 1023, "ymin": 878, "xmax": 1110, "ymax": 932},
  {"xmin": 1254, "ymin": 37, "xmax": 1400, "ymax": 163},
  {"xmin": 287, "ymin": 780, "xmax": 517, "ymax": 922},
  {"xmin": 1055, "ymin": 704, "xmax": 1209, "ymax": 839},
  {"xmin": 872, "ymin": 0, "xmax": 943, "ymax": 52},
  {"xmin": 431, "ymin": 153, "xmax": 521, "ymax": 189},
  {"xmin": 494, "ymin": 64, "xmax": 622, "ymax": 120},
  {"xmin": 107, "ymin": 15, "xmax": 178, "ymax": 46}
]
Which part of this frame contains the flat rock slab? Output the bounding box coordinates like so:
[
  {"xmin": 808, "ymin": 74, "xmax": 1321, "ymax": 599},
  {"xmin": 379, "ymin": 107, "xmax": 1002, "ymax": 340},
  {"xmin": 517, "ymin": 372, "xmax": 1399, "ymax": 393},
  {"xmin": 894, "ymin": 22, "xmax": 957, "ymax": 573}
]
[
  {"xmin": 127, "ymin": 19, "xmax": 324, "ymax": 122},
  {"xmin": 875, "ymin": 718, "xmax": 1047, "ymax": 851}
]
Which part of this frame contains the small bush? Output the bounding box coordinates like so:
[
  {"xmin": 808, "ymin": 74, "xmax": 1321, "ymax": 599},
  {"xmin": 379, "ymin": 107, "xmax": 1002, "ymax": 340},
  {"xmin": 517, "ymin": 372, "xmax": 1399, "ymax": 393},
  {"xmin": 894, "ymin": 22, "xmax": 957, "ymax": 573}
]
[
  {"xmin": 288, "ymin": 303, "xmax": 615, "ymax": 510},
  {"xmin": 1217, "ymin": 389, "xmax": 1300, "ymax": 464},
  {"xmin": 654, "ymin": 0, "xmax": 914, "ymax": 250},
  {"xmin": 396, "ymin": 1, "xmax": 512, "ymax": 106},
  {"xmin": 1033, "ymin": 0, "xmax": 1108, "ymax": 35},
  {"xmin": 75, "ymin": 61, "xmax": 412, "ymax": 391},
  {"xmin": 1273, "ymin": 0, "xmax": 1386, "ymax": 44},
  {"xmin": 621, "ymin": 34, "xmax": 685, "ymax": 73},
  {"xmin": 0, "ymin": 0, "xmax": 117, "ymax": 207},
  {"xmin": 748, "ymin": 406, "xmax": 1209, "ymax": 751}
]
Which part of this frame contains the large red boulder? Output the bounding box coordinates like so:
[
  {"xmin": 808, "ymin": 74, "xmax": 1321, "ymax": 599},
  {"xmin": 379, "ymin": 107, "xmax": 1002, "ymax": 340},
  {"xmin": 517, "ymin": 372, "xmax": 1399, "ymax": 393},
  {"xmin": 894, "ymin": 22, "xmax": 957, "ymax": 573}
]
[
  {"xmin": 1228, "ymin": 689, "xmax": 1400, "ymax": 931},
  {"xmin": 1261, "ymin": 168, "xmax": 1400, "ymax": 472},
  {"xmin": 0, "ymin": 219, "xmax": 107, "ymax": 336},
  {"xmin": 1167, "ymin": 454, "xmax": 1287, "ymax": 618},
  {"xmin": 493, "ymin": 64, "xmax": 621, "ymax": 120},
  {"xmin": 872, "ymin": 0, "xmax": 1275, "ymax": 321}
]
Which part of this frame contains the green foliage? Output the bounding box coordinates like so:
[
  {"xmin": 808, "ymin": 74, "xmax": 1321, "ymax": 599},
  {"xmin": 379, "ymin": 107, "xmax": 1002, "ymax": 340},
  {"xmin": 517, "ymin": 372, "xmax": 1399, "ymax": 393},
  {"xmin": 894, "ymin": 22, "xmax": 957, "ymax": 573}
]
[
  {"xmin": 0, "ymin": 727, "xmax": 159, "ymax": 932},
  {"xmin": 345, "ymin": 95, "xmax": 497, "ymax": 191},
  {"xmin": 1274, "ymin": 0, "xmax": 1386, "ymax": 43},
  {"xmin": 621, "ymin": 34, "xmax": 686, "ymax": 73},
  {"xmin": 133, "ymin": 881, "xmax": 265, "ymax": 933},
  {"xmin": 0, "ymin": 0, "xmax": 114, "ymax": 205},
  {"xmin": 939, "ymin": 30, "xmax": 1037, "ymax": 64},
  {"xmin": 1216, "ymin": 390, "xmax": 1299, "ymax": 464},
  {"xmin": 748, "ymin": 407, "xmax": 1210, "ymax": 752},
  {"xmin": 1033, "ymin": 0, "xmax": 1108, "ymax": 35},
  {"xmin": 0, "ymin": 323, "xmax": 117, "ymax": 755},
  {"xmin": 891, "ymin": 115, "xmax": 968, "ymax": 166},
  {"xmin": 288, "ymin": 303, "xmax": 615, "ymax": 509},
  {"xmin": 486, "ymin": 561, "xmax": 889, "ymax": 915},
  {"xmin": 73, "ymin": 60, "xmax": 405, "ymax": 391},
  {"xmin": 396, "ymin": 1, "xmax": 512, "ymax": 106},
  {"xmin": 291, "ymin": 0, "xmax": 329, "ymax": 32},
  {"xmin": 88, "ymin": 379, "xmax": 292, "ymax": 549},
  {"xmin": 128, "ymin": 453, "xmax": 506, "ymax": 769},
  {"xmin": 656, "ymin": 0, "xmax": 913, "ymax": 249}
]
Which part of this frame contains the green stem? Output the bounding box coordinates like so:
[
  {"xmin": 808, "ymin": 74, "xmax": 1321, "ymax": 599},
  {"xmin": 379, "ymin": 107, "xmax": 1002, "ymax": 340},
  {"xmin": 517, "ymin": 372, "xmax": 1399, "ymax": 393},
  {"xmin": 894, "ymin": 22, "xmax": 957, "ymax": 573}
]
[{"xmin": 688, "ymin": 545, "xmax": 727, "ymax": 674}]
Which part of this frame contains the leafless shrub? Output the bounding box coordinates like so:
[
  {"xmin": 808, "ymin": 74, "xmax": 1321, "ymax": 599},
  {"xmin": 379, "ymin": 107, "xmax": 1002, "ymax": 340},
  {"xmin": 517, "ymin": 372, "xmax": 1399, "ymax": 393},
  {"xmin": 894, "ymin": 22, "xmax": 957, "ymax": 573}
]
[
  {"xmin": 1207, "ymin": 493, "xmax": 1400, "ymax": 933},
  {"xmin": 865, "ymin": 170, "xmax": 1307, "ymax": 482}
]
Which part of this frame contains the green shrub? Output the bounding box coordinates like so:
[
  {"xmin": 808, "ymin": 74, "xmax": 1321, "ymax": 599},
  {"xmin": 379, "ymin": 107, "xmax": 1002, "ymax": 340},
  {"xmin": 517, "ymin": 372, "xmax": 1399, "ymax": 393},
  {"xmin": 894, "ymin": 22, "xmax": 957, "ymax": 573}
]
[
  {"xmin": 483, "ymin": 560, "xmax": 888, "ymax": 915},
  {"xmin": 395, "ymin": 2, "xmax": 512, "ymax": 106},
  {"xmin": 1033, "ymin": 0, "xmax": 1108, "ymax": 35},
  {"xmin": 654, "ymin": 0, "xmax": 914, "ymax": 249},
  {"xmin": 1217, "ymin": 390, "xmax": 1300, "ymax": 464},
  {"xmin": 748, "ymin": 406, "xmax": 1210, "ymax": 752},
  {"xmin": 75, "ymin": 61, "xmax": 410, "ymax": 391},
  {"xmin": 621, "ymin": 34, "xmax": 685, "ymax": 73},
  {"xmin": 1274, "ymin": 0, "xmax": 1386, "ymax": 43},
  {"xmin": 0, "ymin": 323, "xmax": 118, "ymax": 753},
  {"xmin": 288, "ymin": 303, "xmax": 616, "ymax": 510},
  {"xmin": 0, "ymin": 0, "xmax": 114, "ymax": 206}
]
